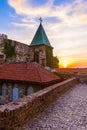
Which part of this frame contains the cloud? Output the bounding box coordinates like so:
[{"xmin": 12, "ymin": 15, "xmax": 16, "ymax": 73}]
[
  {"xmin": 12, "ymin": 21, "xmax": 36, "ymax": 29},
  {"xmin": 8, "ymin": 0, "xmax": 87, "ymax": 22},
  {"xmin": 7, "ymin": 0, "xmax": 87, "ymax": 67},
  {"xmin": 8, "ymin": 0, "xmax": 87, "ymax": 25},
  {"xmin": 8, "ymin": 0, "xmax": 54, "ymax": 17}
]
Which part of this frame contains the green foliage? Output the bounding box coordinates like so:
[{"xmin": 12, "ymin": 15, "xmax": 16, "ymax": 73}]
[
  {"xmin": 54, "ymin": 71, "xmax": 74, "ymax": 81},
  {"xmin": 34, "ymin": 51, "xmax": 39, "ymax": 63},
  {"xmin": 46, "ymin": 47, "xmax": 53, "ymax": 68},
  {"xmin": 53, "ymin": 56, "xmax": 59, "ymax": 68},
  {"xmin": 4, "ymin": 39, "xmax": 16, "ymax": 58}
]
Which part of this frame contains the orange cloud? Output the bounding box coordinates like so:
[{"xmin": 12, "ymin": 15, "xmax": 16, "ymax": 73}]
[
  {"xmin": 59, "ymin": 58, "xmax": 87, "ymax": 68},
  {"xmin": 7, "ymin": 0, "xmax": 87, "ymax": 68}
]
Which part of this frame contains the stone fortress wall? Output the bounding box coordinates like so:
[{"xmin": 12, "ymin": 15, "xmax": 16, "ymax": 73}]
[
  {"xmin": 0, "ymin": 77, "xmax": 78, "ymax": 130},
  {"xmin": 0, "ymin": 34, "xmax": 49, "ymax": 66},
  {"xmin": 0, "ymin": 34, "xmax": 30, "ymax": 64},
  {"xmin": 0, "ymin": 33, "xmax": 7, "ymax": 43},
  {"xmin": 0, "ymin": 34, "xmax": 8, "ymax": 63}
]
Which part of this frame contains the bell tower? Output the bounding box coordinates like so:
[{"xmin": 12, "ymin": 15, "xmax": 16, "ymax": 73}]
[{"xmin": 29, "ymin": 18, "xmax": 53, "ymax": 68}]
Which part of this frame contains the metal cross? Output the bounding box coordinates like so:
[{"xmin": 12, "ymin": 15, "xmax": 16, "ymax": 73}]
[{"xmin": 39, "ymin": 17, "xmax": 42, "ymax": 23}]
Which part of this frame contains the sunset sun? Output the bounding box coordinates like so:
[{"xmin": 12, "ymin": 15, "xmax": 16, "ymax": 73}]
[
  {"xmin": 59, "ymin": 59, "xmax": 69, "ymax": 68},
  {"xmin": 63, "ymin": 63, "xmax": 67, "ymax": 68}
]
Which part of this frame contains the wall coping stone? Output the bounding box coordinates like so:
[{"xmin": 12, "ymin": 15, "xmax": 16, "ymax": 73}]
[
  {"xmin": 0, "ymin": 77, "xmax": 76, "ymax": 112},
  {"xmin": 0, "ymin": 77, "xmax": 78, "ymax": 129}
]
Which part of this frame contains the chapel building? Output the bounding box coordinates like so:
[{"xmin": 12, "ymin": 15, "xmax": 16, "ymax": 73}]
[{"xmin": 29, "ymin": 18, "xmax": 53, "ymax": 68}]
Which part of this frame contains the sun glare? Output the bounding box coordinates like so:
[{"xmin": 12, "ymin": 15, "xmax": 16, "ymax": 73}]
[
  {"xmin": 63, "ymin": 63, "xmax": 67, "ymax": 68},
  {"xmin": 59, "ymin": 61, "xmax": 68, "ymax": 68},
  {"xmin": 59, "ymin": 59, "xmax": 72, "ymax": 68}
]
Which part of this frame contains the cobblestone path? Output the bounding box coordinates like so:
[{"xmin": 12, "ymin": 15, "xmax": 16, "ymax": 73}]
[{"xmin": 23, "ymin": 83, "xmax": 87, "ymax": 130}]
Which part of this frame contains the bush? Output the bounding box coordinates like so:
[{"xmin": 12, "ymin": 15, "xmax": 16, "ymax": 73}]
[
  {"xmin": 4, "ymin": 39, "xmax": 16, "ymax": 58},
  {"xmin": 54, "ymin": 71, "xmax": 74, "ymax": 81}
]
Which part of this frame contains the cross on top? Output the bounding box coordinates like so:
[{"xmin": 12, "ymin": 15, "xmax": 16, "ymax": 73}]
[{"xmin": 39, "ymin": 17, "xmax": 43, "ymax": 24}]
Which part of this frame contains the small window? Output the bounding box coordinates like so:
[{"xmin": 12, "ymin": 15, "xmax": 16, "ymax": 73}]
[
  {"xmin": 2, "ymin": 83, "xmax": 7, "ymax": 96},
  {"xmin": 13, "ymin": 84, "xmax": 19, "ymax": 101},
  {"xmin": 0, "ymin": 55, "xmax": 4, "ymax": 58},
  {"xmin": 27, "ymin": 86, "xmax": 34, "ymax": 95},
  {"xmin": 34, "ymin": 52, "xmax": 39, "ymax": 63}
]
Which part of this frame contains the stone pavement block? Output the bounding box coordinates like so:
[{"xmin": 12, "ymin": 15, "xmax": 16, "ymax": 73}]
[{"xmin": 23, "ymin": 83, "xmax": 87, "ymax": 130}]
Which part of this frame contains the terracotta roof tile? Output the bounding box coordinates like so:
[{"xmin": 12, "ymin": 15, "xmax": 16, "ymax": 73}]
[{"xmin": 0, "ymin": 62, "xmax": 60, "ymax": 84}]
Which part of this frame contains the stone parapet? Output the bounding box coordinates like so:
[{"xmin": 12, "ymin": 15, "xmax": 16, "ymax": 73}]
[
  {"xmin": 76, "ymin": 74, "xmax": 87, "ymax": 82},
  {"xmin": 0, "ymin": 77, "xmax": 78, "ymax": 130}
]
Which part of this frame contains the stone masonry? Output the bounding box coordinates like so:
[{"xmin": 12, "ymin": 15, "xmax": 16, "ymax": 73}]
[
  {"xmin": 0, "ymin": 77, "xmax": 78, "ymax": 130},
  {"xmin": 29, "ymin": 45, "xmax": 46, "ymax": 66},
  {"xmin": 24, "ymin": 83, "xmax": 87, "ymax": 130},
  {"xmin": 0, "ymin": 34, "xmax": 29, "ymax": 64},
  {"xmin": 0, "ymin": 34, "xmax": 7, "ymax": 64},
  {"xmin": 0, "ymin": 34, "xmax": 53, "ymax": 67},
  {"xmin": 0, "ymin": 81, "xmax": 45, "ymax": 105}
]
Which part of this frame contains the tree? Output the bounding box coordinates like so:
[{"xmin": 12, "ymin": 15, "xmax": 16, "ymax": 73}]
[{"xmin": 53, "ymin": 56, "xmax": 59, "ymax": 68}]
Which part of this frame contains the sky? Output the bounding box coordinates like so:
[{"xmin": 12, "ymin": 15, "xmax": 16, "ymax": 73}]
[{"xmin": 0, "ymin": 0, "xmax": 87, "ymax": 68}]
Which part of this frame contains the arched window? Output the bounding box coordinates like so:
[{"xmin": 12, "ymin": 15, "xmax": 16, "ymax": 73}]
[
  {"xmin": 27, "ymin": 86, "xmax": 34, "ymax": 95},
  {"xmin": 34, "ymin": 51, "xmax": 39, "ymax": 63},
  {"xmin": 13, "ymin": 84, "xmax": 19, "ymax": 101},
  {"xmin": 2, "ymin": 83, "xmax": 7, "ymax": 96}
]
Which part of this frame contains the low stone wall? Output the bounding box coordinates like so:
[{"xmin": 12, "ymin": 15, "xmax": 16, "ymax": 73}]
[
  {"xmin": 76, "ymin": 74, "xmax": 87, "ymax": 82},
  {"xmin": 0, "ymin": 77, "xmax": 78, "ymax": 130}
]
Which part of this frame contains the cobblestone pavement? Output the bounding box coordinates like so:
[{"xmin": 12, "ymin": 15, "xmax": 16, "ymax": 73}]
[{"xmin": 23, "ymin": 83, "xmax": 87, "ymax": 130}]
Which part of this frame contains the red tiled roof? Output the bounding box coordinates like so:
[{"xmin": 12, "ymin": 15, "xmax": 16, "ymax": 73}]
[{"xmin": 0, "ymin": 62, "xmax": 60, "ymax": 84}]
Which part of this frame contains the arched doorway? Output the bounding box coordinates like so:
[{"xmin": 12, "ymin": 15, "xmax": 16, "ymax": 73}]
[
  {"xmin": 2, "ymin": 83, "xmax": 7, "ymax": 96},
  {"xmin": 27, "ymin": 86, "xmax": 34, "ymax": 95},
  {"xmin": 13, "ymin": 84, "xmax": 19, "ymax": 101}
]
